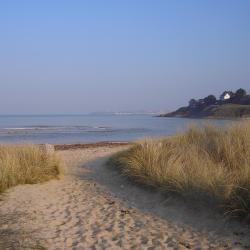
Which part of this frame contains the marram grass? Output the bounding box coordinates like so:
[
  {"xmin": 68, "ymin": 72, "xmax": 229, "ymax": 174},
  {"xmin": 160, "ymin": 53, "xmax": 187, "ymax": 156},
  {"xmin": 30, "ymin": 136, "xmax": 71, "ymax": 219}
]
[
  {"xmin": 0, "ymin": 144, "xmax": 62, "ymax": 193},
  {"xmin": 109, "ymin": 120, "xmax": 250, "ymax": 221}
]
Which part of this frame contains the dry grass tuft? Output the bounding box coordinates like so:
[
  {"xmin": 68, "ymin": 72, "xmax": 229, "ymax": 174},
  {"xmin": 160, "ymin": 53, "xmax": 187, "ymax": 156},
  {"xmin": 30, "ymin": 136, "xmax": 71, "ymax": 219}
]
[
  {"xmin": 0, "ymin": 144, "xmax": 61, "ymax": 193},
  {"xmin": 109, "ymin": 120, "xmax": 250, "ymax": 221}
]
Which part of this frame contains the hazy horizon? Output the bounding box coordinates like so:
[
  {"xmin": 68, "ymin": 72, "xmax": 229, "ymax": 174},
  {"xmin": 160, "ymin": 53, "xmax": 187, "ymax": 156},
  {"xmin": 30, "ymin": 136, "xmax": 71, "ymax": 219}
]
[{"xmin": 1, "ymin": 1, "xmax": 250, "ymax": 115}]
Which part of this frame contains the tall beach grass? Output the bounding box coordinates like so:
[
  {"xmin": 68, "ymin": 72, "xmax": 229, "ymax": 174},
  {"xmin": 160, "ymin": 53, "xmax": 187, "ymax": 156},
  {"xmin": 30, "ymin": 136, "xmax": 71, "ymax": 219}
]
[
  {"xmin": 0, "ymin": 144, "xmax": 61, "ymax": 193},
  {"xmin": 109, "ymin": 120, "xmax": 250, "ymax": 221}
]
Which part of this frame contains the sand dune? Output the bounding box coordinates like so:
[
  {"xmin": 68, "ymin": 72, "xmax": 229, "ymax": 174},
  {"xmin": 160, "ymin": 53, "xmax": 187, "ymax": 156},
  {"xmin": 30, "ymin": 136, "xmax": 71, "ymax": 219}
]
[{"xmin": 0, "ymin": 146, "xmax": 250, "ymax": 249}]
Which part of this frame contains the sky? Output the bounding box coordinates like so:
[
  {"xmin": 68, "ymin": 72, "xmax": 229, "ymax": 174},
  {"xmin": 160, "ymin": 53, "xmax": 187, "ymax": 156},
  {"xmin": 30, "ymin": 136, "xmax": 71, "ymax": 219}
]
[{"xmin": 0, "ymin": 0, "xmax": 250, "ymax": 114}]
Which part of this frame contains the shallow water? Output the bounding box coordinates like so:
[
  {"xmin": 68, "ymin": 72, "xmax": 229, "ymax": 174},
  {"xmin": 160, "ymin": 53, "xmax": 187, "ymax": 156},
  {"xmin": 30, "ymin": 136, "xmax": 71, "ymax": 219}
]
[{"xmin": 0, "ymin": 114, "xmax": 232, "ymax": 144}]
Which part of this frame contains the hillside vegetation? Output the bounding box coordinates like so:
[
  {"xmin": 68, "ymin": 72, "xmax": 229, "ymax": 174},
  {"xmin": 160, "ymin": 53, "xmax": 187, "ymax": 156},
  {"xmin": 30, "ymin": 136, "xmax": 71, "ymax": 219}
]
[
  {"xmin": 0, "ymin": 144, "xmax": 61, "ymax": 193},
  {"xmin": 161, "ymin": 88, "xmax": 250, "ymax": 118},
  {"xmin": 162, "ymin": 104, "xmax": 250, "ymax": 118},
  {"xmin": 109, "ymin": 120, "xmax": 250, "ymax": 221}
]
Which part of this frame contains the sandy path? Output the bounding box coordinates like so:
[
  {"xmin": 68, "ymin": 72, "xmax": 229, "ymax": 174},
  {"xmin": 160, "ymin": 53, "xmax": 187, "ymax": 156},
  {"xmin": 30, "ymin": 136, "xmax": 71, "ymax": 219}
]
[{"xmin": 0, "ymin": 146, "xmax": 250, "ymax": 249}]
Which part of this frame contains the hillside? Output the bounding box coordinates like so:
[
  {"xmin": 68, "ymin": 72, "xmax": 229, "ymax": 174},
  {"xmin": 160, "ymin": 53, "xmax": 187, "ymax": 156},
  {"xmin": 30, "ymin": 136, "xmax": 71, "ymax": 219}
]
[
  {"xmin": 160, "ymin": 104, "xmax": 250, "ymax": 118},
  {"xmin": 160, "ymin": 88, "xmax": 250, "ymax": 119}
]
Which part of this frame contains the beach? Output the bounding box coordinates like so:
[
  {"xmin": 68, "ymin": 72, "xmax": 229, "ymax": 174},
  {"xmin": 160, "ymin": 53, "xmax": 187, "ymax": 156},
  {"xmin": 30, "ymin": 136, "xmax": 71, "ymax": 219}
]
[
  {"xmin": 2, "ymin": 0, "xmax": 250, "ymax": 248},
  {"xmin": 0, "ymin": 143, "xmax": 250, "ymax": 249}
]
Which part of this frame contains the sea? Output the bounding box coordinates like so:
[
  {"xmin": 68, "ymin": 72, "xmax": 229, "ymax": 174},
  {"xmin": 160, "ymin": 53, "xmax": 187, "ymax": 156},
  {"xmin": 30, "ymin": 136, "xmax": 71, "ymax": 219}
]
[{"xmin": 0, "ymin": 114, "xmax": 233, "ymax": 144}]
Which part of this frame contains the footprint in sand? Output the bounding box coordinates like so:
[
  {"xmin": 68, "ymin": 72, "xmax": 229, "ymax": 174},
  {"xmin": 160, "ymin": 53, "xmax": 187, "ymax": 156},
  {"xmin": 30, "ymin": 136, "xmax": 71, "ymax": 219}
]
[{"xmin": 0, "ymin": 146, "xmax": 250, "ymax": 249}]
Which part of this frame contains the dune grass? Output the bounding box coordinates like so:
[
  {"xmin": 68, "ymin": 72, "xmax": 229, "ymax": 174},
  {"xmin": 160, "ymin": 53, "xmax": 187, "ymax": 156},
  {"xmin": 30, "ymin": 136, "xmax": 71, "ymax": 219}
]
[
  {"xmin": 109, "ymin": 120, "xmax": 250, "ymax": 221},
  {"xmin": 0, "ymin": 144, "xmax": 61, "ymax": 193}
]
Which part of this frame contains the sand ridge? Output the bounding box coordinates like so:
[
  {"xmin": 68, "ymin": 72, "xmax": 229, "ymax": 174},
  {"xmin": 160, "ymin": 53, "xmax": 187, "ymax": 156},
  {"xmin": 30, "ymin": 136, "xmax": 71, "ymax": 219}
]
[{"xmin": 0, "ymin": 146, "xmax": 250, "ymax": 249}]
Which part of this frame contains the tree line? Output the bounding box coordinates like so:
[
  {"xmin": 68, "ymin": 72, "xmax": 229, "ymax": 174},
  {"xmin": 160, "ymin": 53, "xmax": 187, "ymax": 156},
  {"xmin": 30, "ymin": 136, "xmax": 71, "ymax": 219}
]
[{"xmin": 188, "ymin": 88, "xmax": 250, "ymax": 111}]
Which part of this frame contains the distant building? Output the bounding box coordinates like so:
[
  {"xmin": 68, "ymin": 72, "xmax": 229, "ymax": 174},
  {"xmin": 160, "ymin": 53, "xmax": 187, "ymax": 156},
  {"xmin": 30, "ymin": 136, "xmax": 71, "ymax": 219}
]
[
  {"xmin": 220, "ymin": 91, "xmax": 232, "ymax": 101},
  {"xmin": 224, "ymin": 93, "xmax": 231, "ymax": 100}
]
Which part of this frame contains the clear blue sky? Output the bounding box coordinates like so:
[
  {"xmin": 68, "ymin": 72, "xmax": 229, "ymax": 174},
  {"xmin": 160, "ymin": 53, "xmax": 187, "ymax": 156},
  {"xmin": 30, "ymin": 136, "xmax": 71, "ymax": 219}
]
[{"xmin": 0, "ymin": 0, "xmax": 249, "ymax": 114}]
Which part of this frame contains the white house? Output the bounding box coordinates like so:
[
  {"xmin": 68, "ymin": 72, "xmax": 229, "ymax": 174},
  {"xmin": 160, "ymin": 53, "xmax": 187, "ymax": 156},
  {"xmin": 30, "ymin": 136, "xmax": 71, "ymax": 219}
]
[
  {"xmin": 223, "ymin": 93, "xmax": 231, "ymax": 100},
  {"xmin": 220, "ymin": 91, "xmax": 232, "ymax": 101}
]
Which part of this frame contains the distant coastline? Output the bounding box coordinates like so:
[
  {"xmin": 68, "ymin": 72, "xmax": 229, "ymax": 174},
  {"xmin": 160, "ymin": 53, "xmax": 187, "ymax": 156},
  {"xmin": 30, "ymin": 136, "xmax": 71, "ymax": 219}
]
[{"xmin": 159, "ymin": 88, "xmax": 250, "ymax": 119}]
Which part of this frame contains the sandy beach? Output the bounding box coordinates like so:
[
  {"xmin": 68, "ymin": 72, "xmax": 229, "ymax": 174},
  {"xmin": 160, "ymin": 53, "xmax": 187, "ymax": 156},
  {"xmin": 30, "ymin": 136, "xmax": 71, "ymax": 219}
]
[{"xmin": 0, "ymin": 144, "xmax": 250, "ymax": 249}]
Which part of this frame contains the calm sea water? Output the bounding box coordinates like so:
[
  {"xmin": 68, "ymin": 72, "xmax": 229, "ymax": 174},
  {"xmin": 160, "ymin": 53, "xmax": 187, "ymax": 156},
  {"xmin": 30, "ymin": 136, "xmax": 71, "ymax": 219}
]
[{"xmin": 0, "ymin": 115, "xmax": 232, "ymax": 144}]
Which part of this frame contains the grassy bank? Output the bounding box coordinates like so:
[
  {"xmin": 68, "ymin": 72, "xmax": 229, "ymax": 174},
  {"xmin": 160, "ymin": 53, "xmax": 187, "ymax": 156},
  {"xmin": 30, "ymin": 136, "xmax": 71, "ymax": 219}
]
[
  {"xmin": 0, "ymin": 144, "xmax": 61, "ymax": 193},
  {"xmin": 109, "ymin": 120, "xmax": 250, "ymax": 221}
]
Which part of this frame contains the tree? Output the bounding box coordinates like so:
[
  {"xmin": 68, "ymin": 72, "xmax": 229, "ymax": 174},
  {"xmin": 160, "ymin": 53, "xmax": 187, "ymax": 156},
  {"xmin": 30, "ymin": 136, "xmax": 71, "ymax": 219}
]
[
  {"xmin": 189, "ymin": 99, "xmax": 197, "ymax": 108},
  {"xmin": 204, "ymin": 95, "xmax": 216, "ymax": 106},
  {"xmin": 240, "ymin": 95, "xmax": 250, "ymax": 105},
  {"xmin": 235, "ymin": 88, "xmax": 246, "ymax": 98}
]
